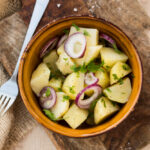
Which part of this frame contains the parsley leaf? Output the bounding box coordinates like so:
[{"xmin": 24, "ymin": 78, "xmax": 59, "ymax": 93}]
[
  {"xmin": 122, "ymin": 64, "xmax": 130, "ymax": 70},
  {"xmin": 112, "ymin": 44, "xmax": 121, "ymax": 54},
  {"xmin": 83, "ymin": 30, "xmax": 90, "ymax": 36},
  {"xmin": 70, "ymin": 64, "xmax": 81, "ymax": 72},
  {"xmin": 106, "ymin": 88, "xmax": 111, "ymax": 92},
  {"xmin": 63, "ymin": 58, "xmax": 68, "ymax": 61},
  {"xmin": 63, "ymin": 29, "xmax": 69, "ymax": 35},
  {"xmin": 101, "ymin": 98, "xmax": 106, "ymax": 108},
  {"xmin": 57, "ymin": 88, "xmax": 62, "ymax": 92},
  {"xmin": 131, "ymin": 73, "xmax": 135, "ymax": 78},
  {"xmin": 69, "ymin": 86, "xmax": 75, "ymax": 94},
  {"xmin": 43, "ymin": 109, "xmax": 56, "ymax": 121},
  {"xmin": 118, "ymin": 78, "xmax": 124, "ymax": 85},
  {"xmin": 111, "ymin": 101, "xmax": 116, "ymax": 107},
  {"xmin": 80, "ymin": 63, "xmax": 87, "ymax": 73},
  {"xmin": 63, "ymin": 95, "xmax": 70, "ymax": 102},
  {"xmin": 89, "ymin": 99, "xmax": 99, "ymax": 113},
  {"xmin": 46, "ymin": 88, "xmax": 51, "ymax": 97},
  {"xmin": 72, "ymin": 23, "xmax": 80, "ymax": 31},
  {"xmin": 112, "ymin": 74, "xmax": 118, "ymax": 80},
  {"xmin": 87, "ymin": 62, "xmax": 100, "ymax": 73}
]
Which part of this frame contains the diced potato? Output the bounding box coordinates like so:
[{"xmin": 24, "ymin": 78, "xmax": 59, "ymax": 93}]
[
  {"xmin": 94, "ymin": 97, "xmax": 120, "ymax": 124},
  {"xmin": 56, "ymin": 51, "xmax": 75, "ymax": 75},
  {"xmin": 84, "ymin": 84, "xmax": 94, "ymax": 96},
  {"xmin": 95, "ymin": 69, "xmax": 110, "ymax": 88},
  {"xmin": 48, "ymin": 78, "xmax": 62, "ymax": 91},
  {"xmin": 69, "ymin": 26, "xmax": 99, "ymax": 46},
  {"xmin": 100, "ymin": 47, "xmax": 128, "ymax": 70},
  {"xmin": 110, "ymin": 62, "xmax": 132, "ymax": 84},
  {"xmin": 43, "ymin": 50, "xmax": 58, "ymax": 71},
  {"xmin": 62, "ymin": 72, "xmax": 84, "ymax": 100},
  {"xmin": 74, "ymin": 45, "xmax": 103, "ymax": 66},
  {"xmin": 51, "ymin": 92, "xmax": 70, "ymax": 120},
  {"xmin": 63, "ymin": 103, "xmax": 89, "ymax": 129},
  {"xmin": 30, "ymin": 63, "xmax": 50, "ymax": 96},
  {"xmin": 57, "ymin": 44, "xmax": 65, "ymax": 55},
  {"xmin": 103, "ymin": 78, "xmax": 132, "ymax": 103}
]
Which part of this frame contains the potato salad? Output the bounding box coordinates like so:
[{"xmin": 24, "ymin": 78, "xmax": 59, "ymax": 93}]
[{"xmin": 30, "ymin": 24, "xmax": 133, "ymax": 129}]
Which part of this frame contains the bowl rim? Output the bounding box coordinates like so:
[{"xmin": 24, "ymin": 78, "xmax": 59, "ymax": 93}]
[{"xmin": 18, "ymin": 15, "xmax": 143, "ymax": 137}]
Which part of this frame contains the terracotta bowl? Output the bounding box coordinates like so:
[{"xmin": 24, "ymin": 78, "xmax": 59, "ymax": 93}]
[{"xmin": 18, "ymin": 16, "xmax": 142, "ymax": 137}]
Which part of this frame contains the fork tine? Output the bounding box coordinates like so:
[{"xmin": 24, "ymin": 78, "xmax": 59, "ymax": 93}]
[
  {"xmin": 0, "ymin": 95, "xmax": 6, "ymax": 106},
  {"xmin": 0, "ymin": 97, "xmax": 10, "ymax": 115},
  {"xmin": 1, "ymin": 98, "xmax": 13, "ymax": 116}
]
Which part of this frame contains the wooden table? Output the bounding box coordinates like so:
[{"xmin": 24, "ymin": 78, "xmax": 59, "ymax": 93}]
[{"xmin": 0, "ymin": 0, "xmax": 150, "ymax": 150}]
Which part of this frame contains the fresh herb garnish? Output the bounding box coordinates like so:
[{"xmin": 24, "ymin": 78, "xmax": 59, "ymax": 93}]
[
  {"xmin": 131, "ymin": 73, "xmax": 135, "ymax": 78},
  {"xmin": 106, "ymin": 88, "xmax": 111, "ymax": 92},
  {"xmin": 122, "ymin": 64, "xmax": 130, "ymax": 70},
  {"xmin": 118, "ymin": 78, "xmax": 124, "ymax": 85},
  {"xmin": 69, "ymin": 86, "xmax": 75, "ymax": 94},
  {"xmin": 80, "ymin": 63, "xmax": 87, "ymax": 73},
  {"xmin": 46, "ymin": 88, "xmax": 51, "ymax": 97},
  {"xmin": 43, "ymin": 109, "xmax": 56, "ymax": 121},
  {"xmin": 70, "ymin": 64, "xmax": 81, "ymax": 72},
  {"xmin": 105, "ymin": 65, "xmax": 111, "ymax": 70},
  {"xmin": 87, "ymin": 62, "xmax": 100, "ymax": 73},
  {"xmin": 57, "ymin": 88, "xmax": 62, "ymax": 92},
  {"xmin": 63, "ymin": 95, "xmax": 70, "ymax": 102},
  {"xmin": 63, "ymin": 29, "xmax": 69, "ymax": 35},
  {"xmin": 83, "ymin": 30, "xmax": 90, "ymax": 36},
  {"xmin": 63, "ymin": 58, "xmax": 68, "ymax": 61},
  {"xmin": 113, "ymin": 74, "xmax": 118, "ymax": 80},
  {"xmin": 89, "ymin": 99, "xmax": 99, "ymax": 113},
  {"xmin": 112, "ymin": 44, "xmax": 121, "ymax": 54},
  {"xmin": 72, "ymin": 23, "xmax": 80, "ymax": 31},
  {"xmin": 111, "ymin": 101, "xmax": 116, "ymax": 107},
  {"xmin": 101, "ymin": 98, "xmax": 106, "ymax": 108}
]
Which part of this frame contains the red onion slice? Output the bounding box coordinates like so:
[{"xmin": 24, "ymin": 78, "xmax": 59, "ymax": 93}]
[
  {"xmin": 40, "ymin": 37, "xmax": 59, "ymax": 58},
  {"xmin": 75, "ymin": 84, "xmax": 102, "ymax": 109},
  {"xmin": 39, "ymin": 86, "xmax": 57, "ymax": 109},
  {"xmin": 85, "ymin": 72, "xmax": 99, "ymax": 85},
  {"xmin": 57, "ymin": 34, "xmax": 68, "ymax": 48},
  {"xmin": 64, "ymin": 32, "xmax": 86, "ymax": 58}
]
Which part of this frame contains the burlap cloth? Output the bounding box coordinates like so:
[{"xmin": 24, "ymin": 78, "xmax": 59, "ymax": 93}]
[{"xmin": 0, "ymin": 1, "xmax": 37, "ymax": 150}]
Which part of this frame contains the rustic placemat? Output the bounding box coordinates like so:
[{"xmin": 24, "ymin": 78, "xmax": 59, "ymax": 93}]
[{"xmin": 18, "ymin": 0, "xmax": 150, "ymax": 149}]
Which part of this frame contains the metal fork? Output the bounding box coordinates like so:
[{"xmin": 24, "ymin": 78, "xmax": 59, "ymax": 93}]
[{"xmin": 0, "ymin": 0, "xmax": 49, "ymax": 116}]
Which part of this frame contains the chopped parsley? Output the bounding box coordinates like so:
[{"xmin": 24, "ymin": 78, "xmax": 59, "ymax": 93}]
[
  {"xmin": 69, "ymin": 86, "xmax": 75, "ymax": 94},
  {"xmin": 131, "ymin": 73, "xmax": 135, "ymax": 78},
  {"xmin": 43, "ymin": 109, "xmax": 56, "ymax": 121},
  {"xmin": 101, "ymin": 98, "xmax": 106, "ymax": 108},
  {"xmin": 70, "ymin": 64, "xmax": 80, "ymax": 72},
  {"xmin": 106, "ymin": 88, "xmax": 111, "ymax": 92},
  {"xmin": 63, "ymin": 58, "xmax": 68, "ymax": 61},
  {"xmin": 63, "ymin": 95, "xmax": 70, "ymax": 102},
  {"xmin": 111, "ymin": 101, "xmax": 116, "ymax": 107},
  {"xmin": 112, "ymin": 44, "xmax": 121, "ymax": 54},
  {"xmin": 105, "ymin": 65, "xmax": 111, "ymax": 70},
  {"xmin": 113, "ymin": 74, "xmax": 118, "ymax": 80},
  {"xmin": 57, "ymin": 88, "xmax": 62, "ymax": 92},
  {"xmin": 63, "ymin": 29, "xmax": 69, "ymax": 35},
  {"xmin": 45, "ymin": 88, "xmax": 51, "ymax": 97},
  {"xmin": 122, "ymin": 64, "xmax": 130, "ymax": 70},
  {"xmin": 89, "ymin": 99, "xmax": 99, "ymax": 113},
  {"xmin": 87, "ymin": 62, "xmax": 100, "ymax": 73},
  {"xmin": 118, "ymin": 78, "xmax": 124, "ymax": 85},
  {"xmin": 72, "ymin": 23, "xmax": 80, "ymax": 31},
  {"xmin": 83, "ymin": 30, "xmax": 90, "ymax": 36},
  {"xmin": 80, "ymin": 63, "xmax": 87, "ymax": 73}
]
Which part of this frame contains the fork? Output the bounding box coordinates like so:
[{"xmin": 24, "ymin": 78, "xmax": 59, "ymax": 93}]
[{"xmin": 0, "ymin": 0, "xmax": 49, "ymax": 116}]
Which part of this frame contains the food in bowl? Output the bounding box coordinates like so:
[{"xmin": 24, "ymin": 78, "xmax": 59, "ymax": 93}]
[{"xmin": 30, "ymin": 24, "xmax": 133, "ymax": 129}]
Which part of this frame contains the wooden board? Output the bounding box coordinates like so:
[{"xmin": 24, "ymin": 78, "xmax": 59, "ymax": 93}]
[{"xmin": 1, "ymin": 0, "xmax": 150, "ymax": 149}]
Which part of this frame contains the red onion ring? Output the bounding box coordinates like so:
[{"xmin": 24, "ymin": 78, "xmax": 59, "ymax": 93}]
[
  {"xmin": 64, "ymin": 32, "xmax": 86, "ymax": 58},
  {"xmin": 100, "ymin": 34, "xmax": 115, "ymax": 45},
  {"xmin": 85, "ymin": 72, "xmax": 99, "ymax": 85},
  {"xmin": 75, "ymin": 84, "xmax": 102, "ymax": 109},
  {"xmin": 57, "ymin": 34, "xmax": 68, "ymax": 48},
  {"xmin": 40, "ymin": 37, "xmax": 59, "ymax": 58},
  {"xmin": 39, "ymin": 86, "xmax": 57, "ymax": 109}
]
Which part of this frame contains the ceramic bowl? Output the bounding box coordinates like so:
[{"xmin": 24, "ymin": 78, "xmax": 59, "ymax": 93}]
[{"xmin": 18, "ymin": 16, "xmax": 142, "ymax": 137}]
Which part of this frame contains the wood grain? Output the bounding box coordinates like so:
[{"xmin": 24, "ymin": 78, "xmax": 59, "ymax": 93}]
[{"xmin": 0, "ymin": 0, "xmax": 150, "ymax": 150}]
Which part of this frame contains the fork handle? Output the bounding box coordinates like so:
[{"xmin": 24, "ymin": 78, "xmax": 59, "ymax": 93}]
[{"xmin": 12, "ymin": 0, "xmax": 49, "ymax": 79}]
